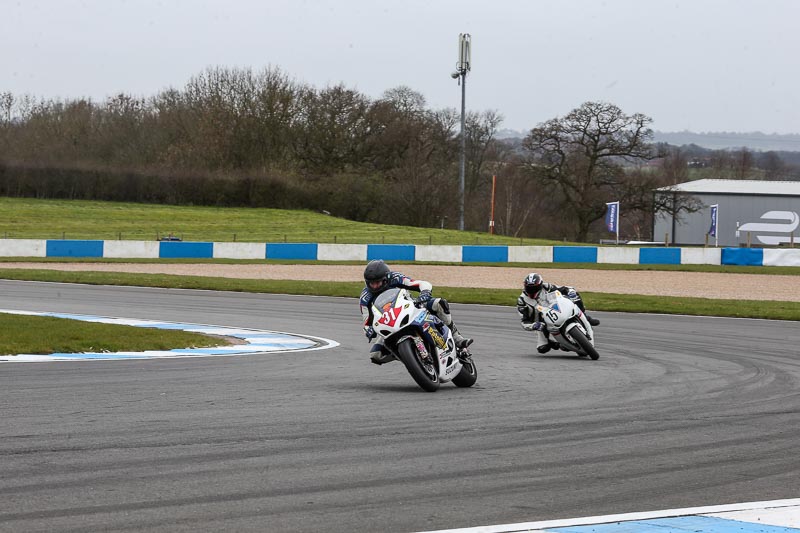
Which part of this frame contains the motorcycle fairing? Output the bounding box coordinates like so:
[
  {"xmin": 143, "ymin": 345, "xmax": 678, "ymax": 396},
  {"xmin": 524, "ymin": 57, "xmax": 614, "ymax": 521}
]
[
  {"xmin": 539, "ymin": 294, "xmax": 595, "ymax": 354},
  {"xmin": 372, "ymin": 288, "xmax": 463, "ymax": 382}
]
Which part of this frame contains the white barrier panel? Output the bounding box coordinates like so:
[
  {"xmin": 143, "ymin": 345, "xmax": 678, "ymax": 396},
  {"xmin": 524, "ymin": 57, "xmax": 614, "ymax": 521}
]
[
  {"xmin": 104, "ymin": 240, "xmax": 160, "ymax": 259},
  {"xmin": 680, "ymin": 247, "xmax": 722, "ymax": 265},
  {"xmin": 212, "ymin": 242, "xmax": 266, "ymax": 259},
  {"xmin": 597, "ymin": 247, "xmax": 639, "ymax": 264},
  {"xmin": 317, "ymin": 244, "xmax": 367, "ymax": 261},
  {"xmin": 0, "ymin": 239, "xmax": 47, "ymax": 257},
  {"xmin": 507, "ymin": 246, "xmax": 553, "ymax": 263},
  {"xmin": 414, "ymin": 245, "xmax": 462, "ymax": 262},
  {"xmin": 763, "ymin": 249, "xmax": 800, "ymax": 267}
]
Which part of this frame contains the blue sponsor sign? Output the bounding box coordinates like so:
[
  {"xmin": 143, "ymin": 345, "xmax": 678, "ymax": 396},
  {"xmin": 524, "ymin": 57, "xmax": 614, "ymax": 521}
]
[
  {"xmin": 605, "ymin": 201, "xmax": 619, "ymax": 233},
  {"xmin": 708, "ymin": 204, "xmax": 718, "ymax": 237}
]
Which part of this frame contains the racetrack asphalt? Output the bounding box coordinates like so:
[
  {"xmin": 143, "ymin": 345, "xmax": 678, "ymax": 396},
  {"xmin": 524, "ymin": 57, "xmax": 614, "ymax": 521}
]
[{"xmin": 1, "ymin": 280, "xmax": 799, "ymax": 532}]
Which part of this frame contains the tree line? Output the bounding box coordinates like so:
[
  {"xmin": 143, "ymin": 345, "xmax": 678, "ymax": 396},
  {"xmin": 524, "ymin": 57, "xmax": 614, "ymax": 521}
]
[{"xmin": 1, "ymin": 66, "xmax": 796, "ymax": 242}]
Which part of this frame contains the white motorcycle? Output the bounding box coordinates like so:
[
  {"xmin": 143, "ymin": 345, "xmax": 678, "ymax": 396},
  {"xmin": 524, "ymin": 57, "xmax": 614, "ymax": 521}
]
[
  {"xmin": 535, "ymin": 290, "xmax": 600, "ymax": 360},
  {"xmin": 368, "ymin": 287, "xmax": 477, "ymax": 392}
]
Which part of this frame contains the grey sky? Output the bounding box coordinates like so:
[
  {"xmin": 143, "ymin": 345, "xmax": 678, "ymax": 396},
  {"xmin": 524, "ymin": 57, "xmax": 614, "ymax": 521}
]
[{"xmin": 3, "ymin": 0, "xmax": 798, "ymax": 134}]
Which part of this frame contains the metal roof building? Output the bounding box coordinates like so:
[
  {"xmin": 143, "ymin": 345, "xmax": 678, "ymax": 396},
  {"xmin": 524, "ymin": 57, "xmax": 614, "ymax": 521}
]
[{"xmin": 654, "ymin": 179, "xmax": 800, "ymax": 247}]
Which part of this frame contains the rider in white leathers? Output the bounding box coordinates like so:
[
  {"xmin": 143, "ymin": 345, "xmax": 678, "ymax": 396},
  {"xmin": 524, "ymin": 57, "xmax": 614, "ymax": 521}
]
[{"xmin": 517, "ymin": 272, "xmax": 600, "ymax": 353}]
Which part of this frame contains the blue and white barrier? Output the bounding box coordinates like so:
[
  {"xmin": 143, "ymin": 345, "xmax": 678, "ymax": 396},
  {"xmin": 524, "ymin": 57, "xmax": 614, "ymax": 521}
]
[{"xmin": 0, "ymin": 239, "xmax": 799, "ymax": 266}]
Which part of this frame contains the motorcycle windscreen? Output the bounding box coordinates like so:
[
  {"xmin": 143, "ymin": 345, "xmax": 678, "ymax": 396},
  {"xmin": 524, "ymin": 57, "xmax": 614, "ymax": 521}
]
[{"xmin": 373, "ymin": 288, "xmax": 401, "ymax": 309}]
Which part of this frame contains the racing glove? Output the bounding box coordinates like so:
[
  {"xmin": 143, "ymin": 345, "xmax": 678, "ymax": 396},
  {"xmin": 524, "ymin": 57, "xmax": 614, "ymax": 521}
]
[
  {"xmin": 566, "ymin": 288, "xmax": 578, "ymax": 299},
  {"xmin": 522, "ymin": 321, "xmax": 543, "ymax": 331},
  {"xmin": 415, "ymin": 290, "xmax": 432, "ymax": 305},
  {"xmin": 365, "ymin": 326, "xmax": 376, "ymax": 341}
]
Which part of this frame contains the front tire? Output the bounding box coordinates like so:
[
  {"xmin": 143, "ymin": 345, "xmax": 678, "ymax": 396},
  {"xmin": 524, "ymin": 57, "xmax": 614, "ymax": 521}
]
[
  {"xmin": 397, "ymin": 337, "xmax": 440, "ymax": 392},
  {"xmin": 452, "ymin": 359, "xmax": 477, "ymax": 388},
  {"xmin": 570, "ymin": 328, "xmax": 600, "ymax": 360}
]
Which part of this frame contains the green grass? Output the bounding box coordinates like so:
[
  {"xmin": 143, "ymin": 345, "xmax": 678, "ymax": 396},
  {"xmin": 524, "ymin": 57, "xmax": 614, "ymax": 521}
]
[
  {"xmin": 1, "ymin": 268, "xmax": 798, "ymax": 321},
  {"xmin": 0, "ymin": 312, "xmax": 229, "ymax": 356},
  {"xmin": 0, "ymin": 197, "xmax": 576, "ymax": 245}
]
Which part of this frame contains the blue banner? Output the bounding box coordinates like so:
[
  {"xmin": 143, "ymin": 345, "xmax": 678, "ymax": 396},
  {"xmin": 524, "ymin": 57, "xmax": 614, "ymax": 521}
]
[
  {"xmin": 605, "ymin": 201, "xmax": 619, "ymax": 233},
  {"xmin": 708, "ymin": 204, "xmax": 718, "ymax": 236}
]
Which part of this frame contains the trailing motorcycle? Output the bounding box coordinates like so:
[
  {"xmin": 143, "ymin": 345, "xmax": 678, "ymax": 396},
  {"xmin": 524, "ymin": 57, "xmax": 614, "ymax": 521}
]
[
  {"xmin": 368, "ymin": 287, "xmax": 477, "ymax": 392},
  {"xmin": 535, "ymin": 290, "xmax": 600, "ymax": 360}
]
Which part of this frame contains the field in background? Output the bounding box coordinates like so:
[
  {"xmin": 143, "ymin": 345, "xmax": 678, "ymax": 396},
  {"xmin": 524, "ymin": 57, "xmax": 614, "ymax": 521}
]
[{"xmin": 0, "ymin": 197, "xmax": 575, "ymax": 246}]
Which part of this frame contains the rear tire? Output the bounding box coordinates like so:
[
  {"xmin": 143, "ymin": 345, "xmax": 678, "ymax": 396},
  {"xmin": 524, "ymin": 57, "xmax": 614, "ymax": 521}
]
[
  {"xmin": 397, "ymin": 337, "xmax": 440, "ymax": 392},
  {"xmin": 452, "ymin": 359, "xmax": 477, "ymax": 388},
  {"xmin": 570, "ymin": 328, "xmax": 600, "ymax": 360}
]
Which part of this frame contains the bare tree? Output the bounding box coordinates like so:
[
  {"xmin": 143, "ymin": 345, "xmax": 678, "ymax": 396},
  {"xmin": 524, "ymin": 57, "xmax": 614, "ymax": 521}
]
[
  {"xmin": 522, "ymin": 101, "xmax": 654, "ymax": 242},
  {"xmin": 492, "ymin": 155, "xmax": 546, "ymax": 237},
  {"xmin": 381, "ymin": 85, "xmax": 427, "ymax": 116},
  {"xmin": 759, "ymin": 151, "xmax": 787, "ymax": 180},
  {"xmin": 464, "ymin": 110, "xmax": 502, "ymax": 193},
  {"xmin": 0, "ymin": 92, "xmax": 12, "ymax": 123},
  {"xmin": 660, "ymin": 146, "xmax": 689, "ymax": 185},
  {"xmin": 730, "ymin": 147, "xmax": 754, "ymax": 179}
]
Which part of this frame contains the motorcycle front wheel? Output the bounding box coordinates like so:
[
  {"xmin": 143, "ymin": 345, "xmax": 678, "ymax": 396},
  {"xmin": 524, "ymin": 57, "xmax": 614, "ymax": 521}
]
[
  {"xmin": 570, "ymin": 328, "xmax": 600, "ymax": 360},
  {"xmin": 397, "ymin": 337, "xmax": 440, "ymax": 392}
]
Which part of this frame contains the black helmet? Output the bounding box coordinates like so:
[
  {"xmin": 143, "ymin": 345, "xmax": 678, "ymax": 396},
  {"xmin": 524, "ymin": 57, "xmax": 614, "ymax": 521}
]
[
  {"xmin": 523, "ymin": 272, "xmax": 543, "ymax": 298},
  {"xmin": 364, "ymin": 259, "xmax": 391, "ymax": 294}
]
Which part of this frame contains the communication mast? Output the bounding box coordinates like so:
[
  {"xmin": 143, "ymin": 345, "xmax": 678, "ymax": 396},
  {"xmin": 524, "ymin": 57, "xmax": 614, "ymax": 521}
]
[{"xmin": 451, "ymin": 33, "xmax": 471, "ymax": 231}]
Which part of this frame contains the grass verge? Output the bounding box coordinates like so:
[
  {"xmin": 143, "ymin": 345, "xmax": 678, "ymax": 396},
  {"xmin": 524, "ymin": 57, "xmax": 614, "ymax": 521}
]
[
  {"xmin": 1, "ymin": 268, "xmax": 798, "ymax": 321},
  {"xmin": 0, "ymin": 312, "xmax": 229, "ymax": 356}
]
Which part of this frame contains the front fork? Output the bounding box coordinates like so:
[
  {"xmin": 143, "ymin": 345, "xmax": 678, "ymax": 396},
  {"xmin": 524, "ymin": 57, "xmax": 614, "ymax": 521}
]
[{"xmin": 398, "ymin": 333, "xmax": 434, "ymax": 364}]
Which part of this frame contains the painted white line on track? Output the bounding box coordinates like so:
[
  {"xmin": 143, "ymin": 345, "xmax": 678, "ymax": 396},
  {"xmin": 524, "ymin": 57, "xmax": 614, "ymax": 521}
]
[
  {"xmin": 416, "ymin": 498, "xmax": 800, "ymax": 533},
  {"xmin": 0, "ymin": 309, "xmax": 339, "ymax": 362}
]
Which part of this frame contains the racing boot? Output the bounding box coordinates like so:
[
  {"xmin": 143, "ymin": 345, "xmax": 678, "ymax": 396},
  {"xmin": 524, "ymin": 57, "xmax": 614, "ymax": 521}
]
[
  {"xmin": 450, "ymin": 324, "xmax": 473, "ymax": 350},
  {"xmin": 369, "ymin": 343, "xmax": 395, "ymax": 365},
  {"xmin": 537, "ymin": 343, "xmax": 551, "ymax": 354},
  {"xmin": 585, "ymin": 314, "xmax": 600, "ymax": 327}
]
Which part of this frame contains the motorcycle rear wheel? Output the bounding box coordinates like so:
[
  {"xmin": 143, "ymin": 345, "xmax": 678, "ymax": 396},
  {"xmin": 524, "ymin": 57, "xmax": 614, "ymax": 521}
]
[
  {"xmin": 397, "ymin": 337, "xmax": 440, "ymax": 392},
  {"xmin": 570, "ymin": 328, "xmax": 600, "ymax": 360}
]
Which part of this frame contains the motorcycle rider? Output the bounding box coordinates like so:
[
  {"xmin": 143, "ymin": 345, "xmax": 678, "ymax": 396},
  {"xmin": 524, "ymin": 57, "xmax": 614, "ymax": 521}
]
[
  {"xmin": 360, "ymin": 259, "xmax": 473, "ymax": 365},
  {"xmin": 516, "ymin": 272, "xmax": 600, "ymax": 353}
]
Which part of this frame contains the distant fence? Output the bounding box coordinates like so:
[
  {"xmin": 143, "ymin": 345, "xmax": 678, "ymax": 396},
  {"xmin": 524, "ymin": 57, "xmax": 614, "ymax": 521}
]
[{"xmin": 1, "ymin": 239, "xmax": 799, "ymax": 266}]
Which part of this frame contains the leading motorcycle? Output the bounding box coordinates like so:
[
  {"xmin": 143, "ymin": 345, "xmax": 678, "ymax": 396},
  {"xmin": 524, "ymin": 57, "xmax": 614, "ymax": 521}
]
[{"xmin": 368, "ymin": 287, "xmax": 477, "ymax": 392}]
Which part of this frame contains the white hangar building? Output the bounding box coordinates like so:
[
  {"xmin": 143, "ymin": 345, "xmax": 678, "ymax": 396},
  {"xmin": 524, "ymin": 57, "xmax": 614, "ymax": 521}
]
[{"xmin": 654, "ymin": 179, "xmax": 800, "ymax": 247}]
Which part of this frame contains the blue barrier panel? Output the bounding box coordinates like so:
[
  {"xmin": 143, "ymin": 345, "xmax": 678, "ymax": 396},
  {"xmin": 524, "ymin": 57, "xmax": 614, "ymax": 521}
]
[
  {"xmin": 462, "ymin": 245, "xmax": 508, "ymax": 263},
  {"xmin": 721, "ymin": 247, "xmax": 764, "ymax": 266},
  {"xmin": 553, "ymin": 246, "xmax": 598, "ymax": 263},
  {"xmin": 639, "ymin": 247, "xmax": 681, "ymax": 265},
  {"xmin": 367, "ymin": 244, "xmax": 415, "ymax": 261},
  {"xmin": 266, "ymin": 243, "xmax": 318, "ymax": 260},
  {"xmin": 46, "ymin": 240, "xmax": 104, "ymax": 258},
  {"xmin": 159, "ymin": 241, "xmax": 213, "ymax": 259}
]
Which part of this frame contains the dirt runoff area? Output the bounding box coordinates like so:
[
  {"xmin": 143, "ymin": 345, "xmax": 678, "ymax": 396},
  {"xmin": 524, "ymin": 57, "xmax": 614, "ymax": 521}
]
[{"xmin": 2, "ymin": 262, "xmax": 799, "ymax": 302}]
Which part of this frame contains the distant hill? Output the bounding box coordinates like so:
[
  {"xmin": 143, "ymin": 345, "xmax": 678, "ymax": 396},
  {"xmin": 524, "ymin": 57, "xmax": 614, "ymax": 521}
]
[
  {"xmin": 652, "ymin": 131, "xmax": 800, "ymax": 152},
  {"xmin": 495, "ymin": 128, "xmax": 528, "ymax": 140},
  {"xmin": 495, "ymin": 128, "xmax": 800, "ymax": 153}
]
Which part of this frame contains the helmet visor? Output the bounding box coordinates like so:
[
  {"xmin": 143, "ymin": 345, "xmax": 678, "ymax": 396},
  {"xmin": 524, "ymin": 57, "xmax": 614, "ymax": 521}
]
[{"xmin": 524, "ymin": 285, "xmax": 540, "ymax": 298}]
